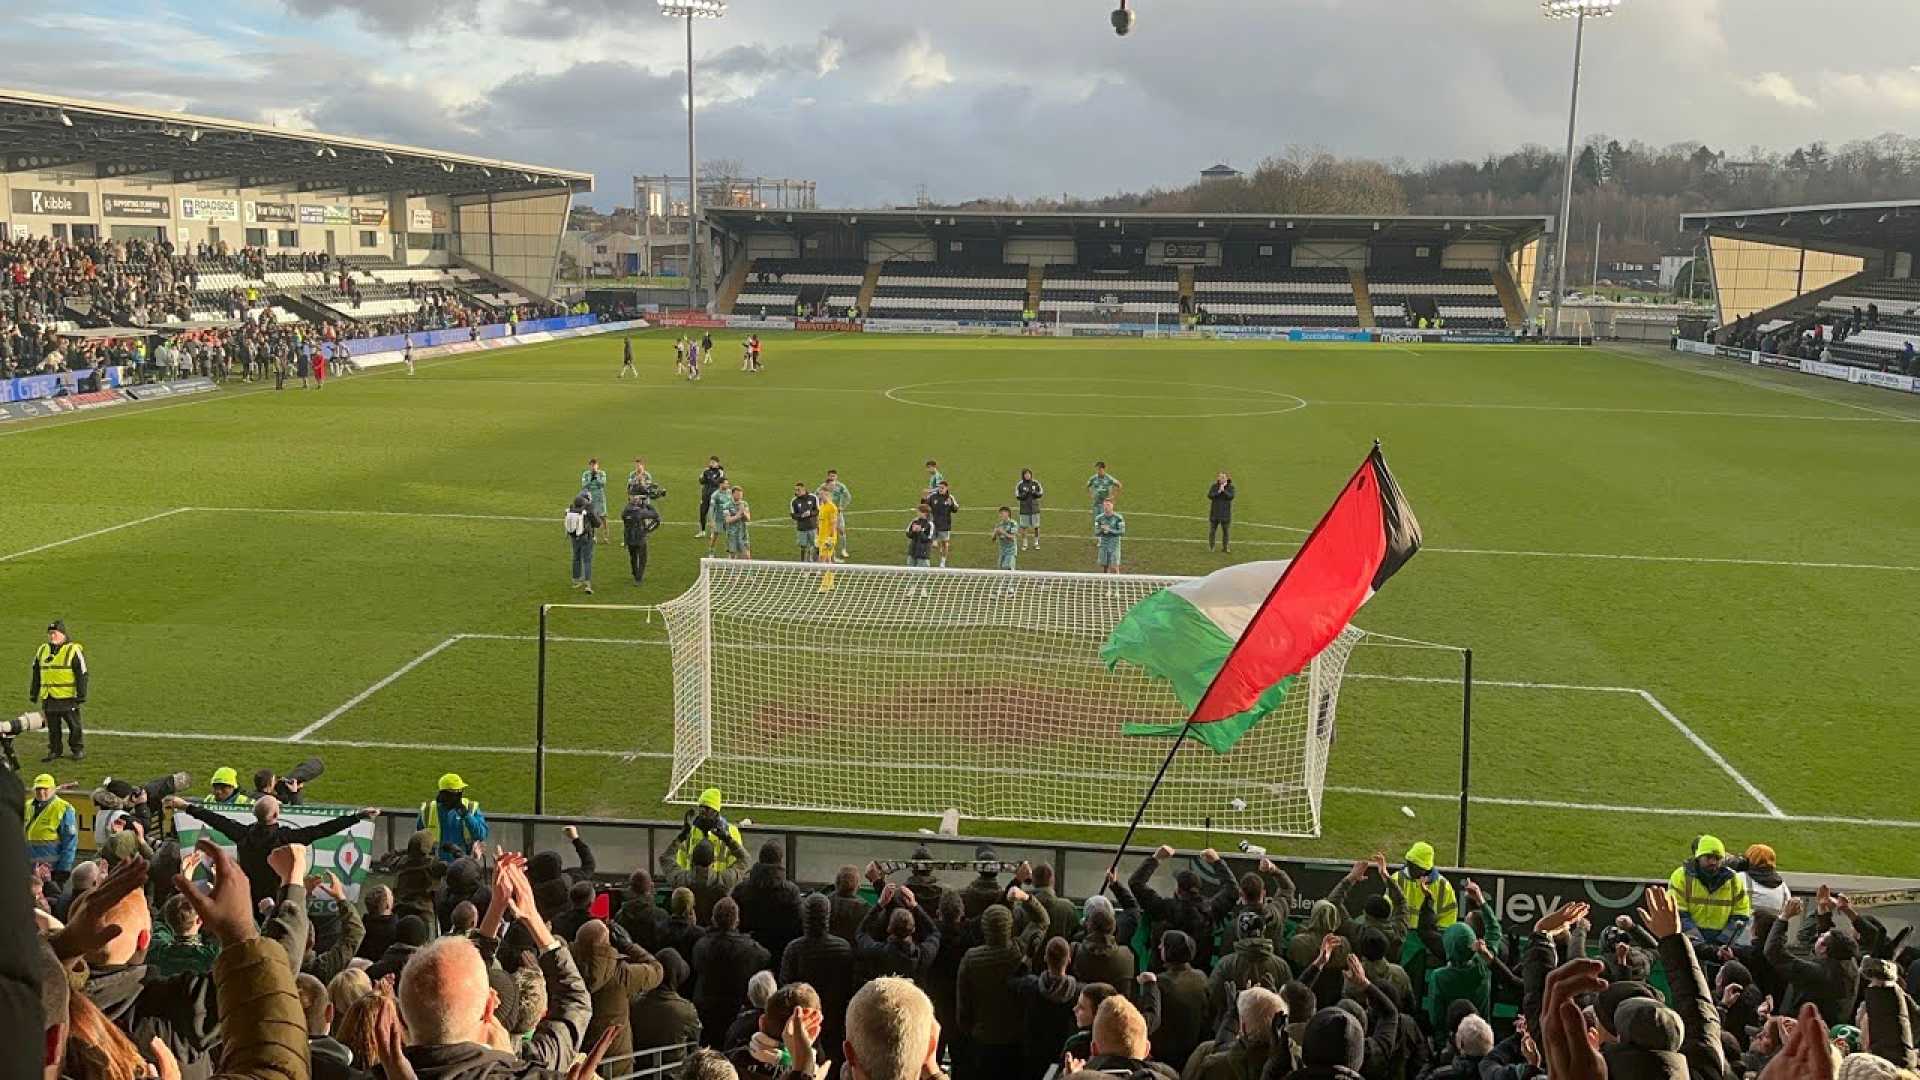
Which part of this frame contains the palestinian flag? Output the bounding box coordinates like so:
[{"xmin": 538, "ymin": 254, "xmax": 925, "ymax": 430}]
[{"xmin": 1101, "ymin": 444, "xmax": 1422, "ymax": 752}]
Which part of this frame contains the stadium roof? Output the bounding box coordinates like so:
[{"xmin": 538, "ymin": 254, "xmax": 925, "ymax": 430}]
[
  {"xmin": 706, "ymin": 207, "xmax": 1550, "ymax": 244},
  {"xmin": 0, "ymin": 89, "xmax": 592, "ymax": 198},
  {"xmin": 1680, "ymin": 199, "xmax": 1920, "ymax": 254}
]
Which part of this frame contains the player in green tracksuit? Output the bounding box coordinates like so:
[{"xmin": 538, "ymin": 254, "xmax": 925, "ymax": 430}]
[{"xmin": 1087, "ymin": 461, "xmax": 1121, "ymax": 534}]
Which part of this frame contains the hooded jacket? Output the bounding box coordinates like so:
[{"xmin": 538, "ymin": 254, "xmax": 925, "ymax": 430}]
[
  {"xmin": 1130, "ymin": 853, "xmax": 1234, "ymax": 971},
  {"xmin": 689, "ymin": 926, "xmax": 771, "ymax": 1041},
  {"xmin": 391, "ymin": 831, "xmax": 447, "ymax": 927},
  {"xmin": 1603, "ymin": 999, "xmax": 1690, "ymax": 1080},
  {"xmin": 671, "ymin": 865, "xmax": 741, "ymax": 924},
  {"xmin": 573, "ymin": 937, "xmax": 663, "ymax": 1069},
  {"xmin": 629, "ymin": 956, "xmax": 702, "ymax": 1058},
  {"xmin": 1154, "ymin": 963, "xmax": 1214, "ymax": 1075},
  {"xmin": 732, "ymin": 860, "xmax": 804, "ymax": 960},
  {"xmin": 854, "ymin": 900, "xmax": 941, "ymax": 983},
  {"xmin": 1425, "ymin": 924, "xmax": 1491, "ymax": 1032},
  {"xmin": 1073, "ymin": 924, "xmax": 1138, "ymax": 999},
  {"xmin": 1655, "ymin": 932, "xmax": 1728, "ymax": 1080},
  {"xmin": 826, "ymin": 888, "xmax": 872, "ymax": 946},
  {"xmin": 1209, "ymin": 935, "xmax": 1294, "ymax": 1026},
  {"xmin": 1010, "ymin": 968, "xmax": 1082, "ymax": 1074},
  {"xmin": 528, "ymin": 840, "xmax": 597, "ymax": 922},
  {"xmin": 780, "ymin": 899, "xmax": 855, "ymax": 1055},
  {"xmin": 1289, "ymin": 900, "xmax": 1354, "ymax": 978},
  {"xmin": 616, "ymin": 892, "xmax": 672, "ymax": 953},
  {"xmin": 957, "ymin": 896, "xmax": 1050, "ymax": 1045}
]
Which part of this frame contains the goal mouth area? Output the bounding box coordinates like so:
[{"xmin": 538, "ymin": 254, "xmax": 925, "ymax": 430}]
[{"xmin": 658, "ymin": 558, "xmax": 1369, "ymax": 840}]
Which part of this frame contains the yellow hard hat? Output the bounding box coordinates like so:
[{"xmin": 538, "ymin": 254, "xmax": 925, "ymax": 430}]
[
  {"xmin": 698, "ymin": 787, "xmax": 723, "ymax": 810},
  {"xmin": 210, "ymin": 767, "xmax": 239, "ymax": 787},
  {"xmin": 31, "ymin": 774, "xmax": 55, "ymax": 790},
  {"xmin": 1405, "ymin": 841, "xmax": 1436, "ymax": 871},
  {"xmin": 438, "ymin": 773, "xmax": 467, "ymax": 792}
]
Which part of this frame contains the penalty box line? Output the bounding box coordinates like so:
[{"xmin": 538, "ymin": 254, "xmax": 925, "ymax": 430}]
[
  {"xmin": 289, "ymin": 631, "xmax": 659, "ymax": 742},
  {"xmin": 1345, "ymin": 674, "xmax": 1784, "ymax": 819},
  {"xmin": 77, "ymin": 725, "xmax": 1920, "ymax": 830}
]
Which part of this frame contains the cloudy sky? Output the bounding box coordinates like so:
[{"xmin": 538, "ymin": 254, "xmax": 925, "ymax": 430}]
[{"xmin": 3, "ymin": 0, "xmax": 1917, "ymax": 209}]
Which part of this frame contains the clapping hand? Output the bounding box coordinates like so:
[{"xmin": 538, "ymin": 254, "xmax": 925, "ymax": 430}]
[
  {"xmin": 1757, "ymin": 1005, "xmax": 1834, "ymax": 1080},
  {"xmin": 1638, "ymin": 886, "xmax": 1682, "ymax": 939},
  {"xmin": 171, "ymin": 838, "xmax": 260, "ymax": 946}
]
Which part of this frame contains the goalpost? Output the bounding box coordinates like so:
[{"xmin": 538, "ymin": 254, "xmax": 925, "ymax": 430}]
[{"xmin": 657, "ymin": 558, "xmax": 1373, "ymax": 838}]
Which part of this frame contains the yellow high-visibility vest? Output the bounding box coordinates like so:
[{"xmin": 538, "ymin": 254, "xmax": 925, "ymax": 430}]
[
  {"xmin": 1392, "ymin": 870, "xmax": 1458, "ymax": 929},
  {"xmin": 34, "ymin": 642, "xmax": 82, "ymax": 700},
  {"xmin": 26, "ymin": 797, "xmax": 72, "ymax": 844},
  {"xmin": 1668, "ymin": 866, "xmax": 1751, "ymax": 931}
]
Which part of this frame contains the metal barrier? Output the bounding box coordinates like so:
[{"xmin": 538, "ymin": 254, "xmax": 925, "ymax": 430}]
[{"xmin": 603, "ymin": 1042, "xmax": 696, "ymax": 1080}]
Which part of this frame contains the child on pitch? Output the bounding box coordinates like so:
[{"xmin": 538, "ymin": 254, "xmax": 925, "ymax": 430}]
[
  {"xmin": 790, "ymin": 482, "xmax": 820, "ymax": 562},
  {"xmin": 926, "ymin": 480, "xmax": 960, "ymax": 567},
  {"xmin": 724, "ymin": 485, "xmax": 752, "ymax": 560},
  {"xmin": 1015, "ymin": 468, "xmax": 1044, "ymax": 550},
  {"xmin": 992, "ymin": 506, "xmax": 1020, "ymax": 572},
  {"xmin": 906, "ymin": 504, "xmax": 935, "ymax": 568},
  {"xmin": 1094, "ymin": 498, "xmax": 1126, "ymax": 574}
]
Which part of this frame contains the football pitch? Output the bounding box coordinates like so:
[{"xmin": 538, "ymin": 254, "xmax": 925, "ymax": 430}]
[{"xmin": 4, "ymin": 329, "xmax": 1919, "ymax": 880}]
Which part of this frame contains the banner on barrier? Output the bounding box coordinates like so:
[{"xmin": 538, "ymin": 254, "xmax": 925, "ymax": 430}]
[
  {"xmin": 1799, "ymin": 358, "xmax": 1853, "ymax": 381},
  {"xmin": 125, "ymin": 377, "xmax": 218, "ymax": 401},
  {"xmin": 1673, "ymin": 339, "xmax": 1716, "ymax": 357},
  {"xmin": 725, "ymin": 316, "xmax": 795, "ymax": 330},
  {"xmin": 174, "ymin": 804, "xmax": 374, "ymax": 899},
  {"xmin": 794, "ymin": 320, "xmax": 864, "ymax": 333},
  {"xmin": 1755, "ymin": 352, "xmax": 1799, "ymax": 369},
  {"xmin": 1714, "ymin": 345, "xmax": 1755, "ymax": 362},
  {"xmin": 1859, "ymin": 369, "xmax": 1918, "ymax": 392},
  {"xmin": 46, "ymin": 390, "xmax": 130, "ymax": 413},
  {"xmin": 1443, "ymin": 332, "xmax": 1519, "ymax": 344},
  {"xmin": 1290, "ymin": 328, "xmax": 1371, "ymax": 342},
  {"xmin": 654, "ymin": 314, "xmax": 727, "ymax": 329},
  {"xmin": 0, "ymin": 399, "xmax": 64, "ymax": 422}
]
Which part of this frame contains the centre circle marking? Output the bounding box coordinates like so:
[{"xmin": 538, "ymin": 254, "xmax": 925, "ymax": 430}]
[{"xmin": 883, "ymin": 377, "xmax": 1310, "ymax": 419}]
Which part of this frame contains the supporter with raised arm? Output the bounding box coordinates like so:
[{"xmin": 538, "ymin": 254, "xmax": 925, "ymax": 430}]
[
  {"xmin": 1766, "ymin": 891, "xmax": 1861, "ymax": 1025},
  {"xmin": 417, "ymin": 850, "xmax": 597, "ymax": 1079},
  {"xmin": 164, "ymin": 794, "xmax": 378, "ymax": 908},
  {"xmin": 853, "ymin": 883, "xmax": 940, "ymax": 984},
  {"xmin": 956, "ymin": 886, "xmax": 1050, "ymax": 1077},
  {"xmin": 1130, "ymin": 845, "xmax": 1234, "ymax": 971}
]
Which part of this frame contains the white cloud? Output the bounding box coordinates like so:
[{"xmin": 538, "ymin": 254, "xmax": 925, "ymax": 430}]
[
  {"xmin": 1743, "ymin": 72, "xmax": 1816, "ymax": 109},
  {"xmin": 1819, "ymin": 66, "xmax": 1920, "ymax": 111}
]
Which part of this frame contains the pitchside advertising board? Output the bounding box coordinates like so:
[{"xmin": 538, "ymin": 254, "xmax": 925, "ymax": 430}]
[{"xmin": 174, "ymin": 803, "xmax": 376, "ymax": 899}]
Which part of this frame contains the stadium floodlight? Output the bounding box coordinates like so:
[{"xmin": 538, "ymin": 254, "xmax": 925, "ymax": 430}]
[
  {"xmin": 661, "ymin": 0, "xmax": 727, "ymax": 311},
  {"xmin": 1543, "ymin": 0, "xmax": 1624, "ymax": 340}
]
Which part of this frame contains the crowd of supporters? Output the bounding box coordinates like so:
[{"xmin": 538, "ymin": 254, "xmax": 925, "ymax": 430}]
[
  {"xmin": 15, "ymin": 758, "xmax": 1920, "ymax": 1080},
  {"xmin": 0, "ymin": 236, "xmax": 566, "ymax": 380}
]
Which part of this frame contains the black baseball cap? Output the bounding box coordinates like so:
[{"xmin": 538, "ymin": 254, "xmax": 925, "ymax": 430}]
[{"xmin": 46, "ymin": 620, "xmax": 66, "ymax": 633}]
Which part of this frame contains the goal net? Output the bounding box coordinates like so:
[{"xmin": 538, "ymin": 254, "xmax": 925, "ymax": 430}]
[{"xmin": 660, "ymin": 559, "xmax": 1367, "ymax": 837}]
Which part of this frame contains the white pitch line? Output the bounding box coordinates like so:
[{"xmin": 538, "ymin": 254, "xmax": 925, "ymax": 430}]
[
  {"xmin": 0, "ymin": 507, "xmax": 193, "ymax": 564},
  {"xmin": 196, "ymin": 506, "xmax": 553, "ymax": 524},
  {"xmin": 1347, "ymin": 673, "xmax": 1641, "ymax": 693},
  {"xmin": 1636, "ymin": 689, "xmax": 1785, "ymax": 818},
  {"xmin": 79, "ymin": 725, "xmax": 1920, "ymax": 829},
  {"xmin": 1304, "ymin": 398, "xmax": 1910, "ymax": 424},
  {"xmin": 290, "ymin": 636, "xmax": 463, "ymax": 741},
  {"xmin": 1613, "ymin": 348, "xmax": 1920, "ymax": 423}
]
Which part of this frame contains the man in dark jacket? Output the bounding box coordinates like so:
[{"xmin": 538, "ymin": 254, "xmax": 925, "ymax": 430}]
[
  {"xmin": 621, "ymin": 493, "xmax": 662, "ymax": 584},
  {"xmin": 1207, "ymin": 471, "xmax": 1235, "ymax": 552},
  {"xmin": 959, "ymin": 846, "xmax": 1007, "ymax": 920},
  {"xmin": 825, "ymin": 865, "xmax": 872, "ymax": 946},
  {"xmin": 1644, "ymin": 885, "xmax": 1729, "ymax": 1080},
  {"xmin": 1073, "ymin": 894, "xmax": 1137, "ymax": 998},
  {"xmin": 732, "ymin": 840, "xmax": 804, "ymax": 961},
  {"xmin": 1131, "ymin": 845, "xmax": 1235, "ymax": 972},
  {"xmin": 573, "ymin": 920, "xmax": 663, "ymax": 1072},
  {"xmin": 630, "ymin": 947, "xmax": 702, "ymax": 1058},
  {"xmin": 955, "ymin": 889, "xmax": 1050, "ymax": 1076},
  {"xmin": 617, "ymin": 870, "xmax": 671, "ymax": 952},
  {"xmin": 690, "ymin": 897, "xmax": 771, "ymax": 1048},
  {"xmin": 526, "ymin": 827, "xmax": 597, "ymax": 922},
  {"xmin": 1151, "ymin": 930, "xmax": 1212, "ymax": 1072},
  {"xmin": 1765, "ymin": 894, "xmax": 1860, "ymax": 1027},
  {"xmin": 1011, "ymin": 936, "xmax": 1081, "ymax": 1078},
  {"xmin": 672, "ymin": 842, "xmax": 741, "ymax": 924},
  {"xmin": 402, "ymin": 852, "xmax": 594, "ymax": 1080},
  {"xmin": 357, "ymin": 885, "xmax": 398, "ymax": 963},
  {"xmin": 1026, "ymin": 863, "xmax": 1079, "ymax": 942},
  {"xmin": 165, "ymin": 795, "xmax": 377, "ymax": 908},
  {"xmin": 1209, "ymin": 911, "xmax": 1294, "ymax": 1033},
  {"xmin": 368, "ymin": 915, "xmax": 431, "ymax": 983},
  {"xmin": 782, "ymin": 894, "xmax": 854, "ymax": 1059},
  {"xmin": 698, "ymin": 457, "xmax": 726, "ymax": 540},
  {"xmin": 855, "ymin": 886, "xmax": 940, "ymax": 984},
  {"xmin": 899, "ymin": 847, "xmax": 948, "ymax": 913}
]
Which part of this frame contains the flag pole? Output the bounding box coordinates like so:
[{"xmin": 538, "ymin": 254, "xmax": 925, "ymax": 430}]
[
  {"xmin": 1103, "ymin": 441, "xmax": 1396, "ymax": 892},
  {"xmin": 1103, "ymin": 720, "xmax": 1194, "ymax": 891}
]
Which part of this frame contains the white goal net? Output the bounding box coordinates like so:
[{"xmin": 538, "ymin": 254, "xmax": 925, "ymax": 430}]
[{"xmin": 659, "ymin": 559, "xmax": 1367, "ymax": 837}]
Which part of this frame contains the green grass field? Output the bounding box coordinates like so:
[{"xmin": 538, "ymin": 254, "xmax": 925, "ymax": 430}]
[{"xmin": 4, "ymin": 329, "xmax": 1919, "ymax": 880}]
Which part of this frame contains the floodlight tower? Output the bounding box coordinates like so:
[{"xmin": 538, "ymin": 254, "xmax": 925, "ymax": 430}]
[
  {"xmin": 1542, "ymin": 0, "xmax": 1621, "ymax": 339},
  {"xmin": 660, "ymin": 0, "xmax": 727, "ymax": 312}
]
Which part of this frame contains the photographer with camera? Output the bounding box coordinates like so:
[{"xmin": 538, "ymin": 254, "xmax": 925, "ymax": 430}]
[
  {"xmin": 621, "ymin": 489, "xmax": 663, "ymax": 586},
  {"xmin": 667, "ymin": 787, "xmax": 748, "ymax": 873},
  {"xmin": 29, "ymin": 619, "xmax": 87, "ymax": 762}
]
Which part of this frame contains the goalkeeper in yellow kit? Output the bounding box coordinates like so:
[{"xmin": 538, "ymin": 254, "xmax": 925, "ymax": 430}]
[{"xmin": 816, "ymin": 494, "xmax": 842, "ymax": 591}]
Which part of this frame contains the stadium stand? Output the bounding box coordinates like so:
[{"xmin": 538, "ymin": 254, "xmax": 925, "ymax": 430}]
[
  {"xmin": 1039, "ymin": 265, "xmax": 1180, "ymax": 321},
  {"xmin": 734, "ymin": 258, "xmax": 867, "ymax": 318},
  {"xmin": 1, "ymin": 235, "xmax": 565, "ymax": 379},
  {"xmin": 1192, "ymin": 266, "xmax": 1359, "ymax": 327},
  {"xmin": 1367, "ymin": 269, "xmax": 1508, "ymax": 329},
  {"xmin": 870, "ymin": 261, "xmax": 1028, "ymax": 321},
  {"xmin": 13, "ymin": 749, "xmax": 1889, "ymax": 1080}
]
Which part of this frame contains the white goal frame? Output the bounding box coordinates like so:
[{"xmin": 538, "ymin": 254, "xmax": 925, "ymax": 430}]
[{"xmin": 659, "ymin": 558, "xmax": 1368, "ymax": 837}]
